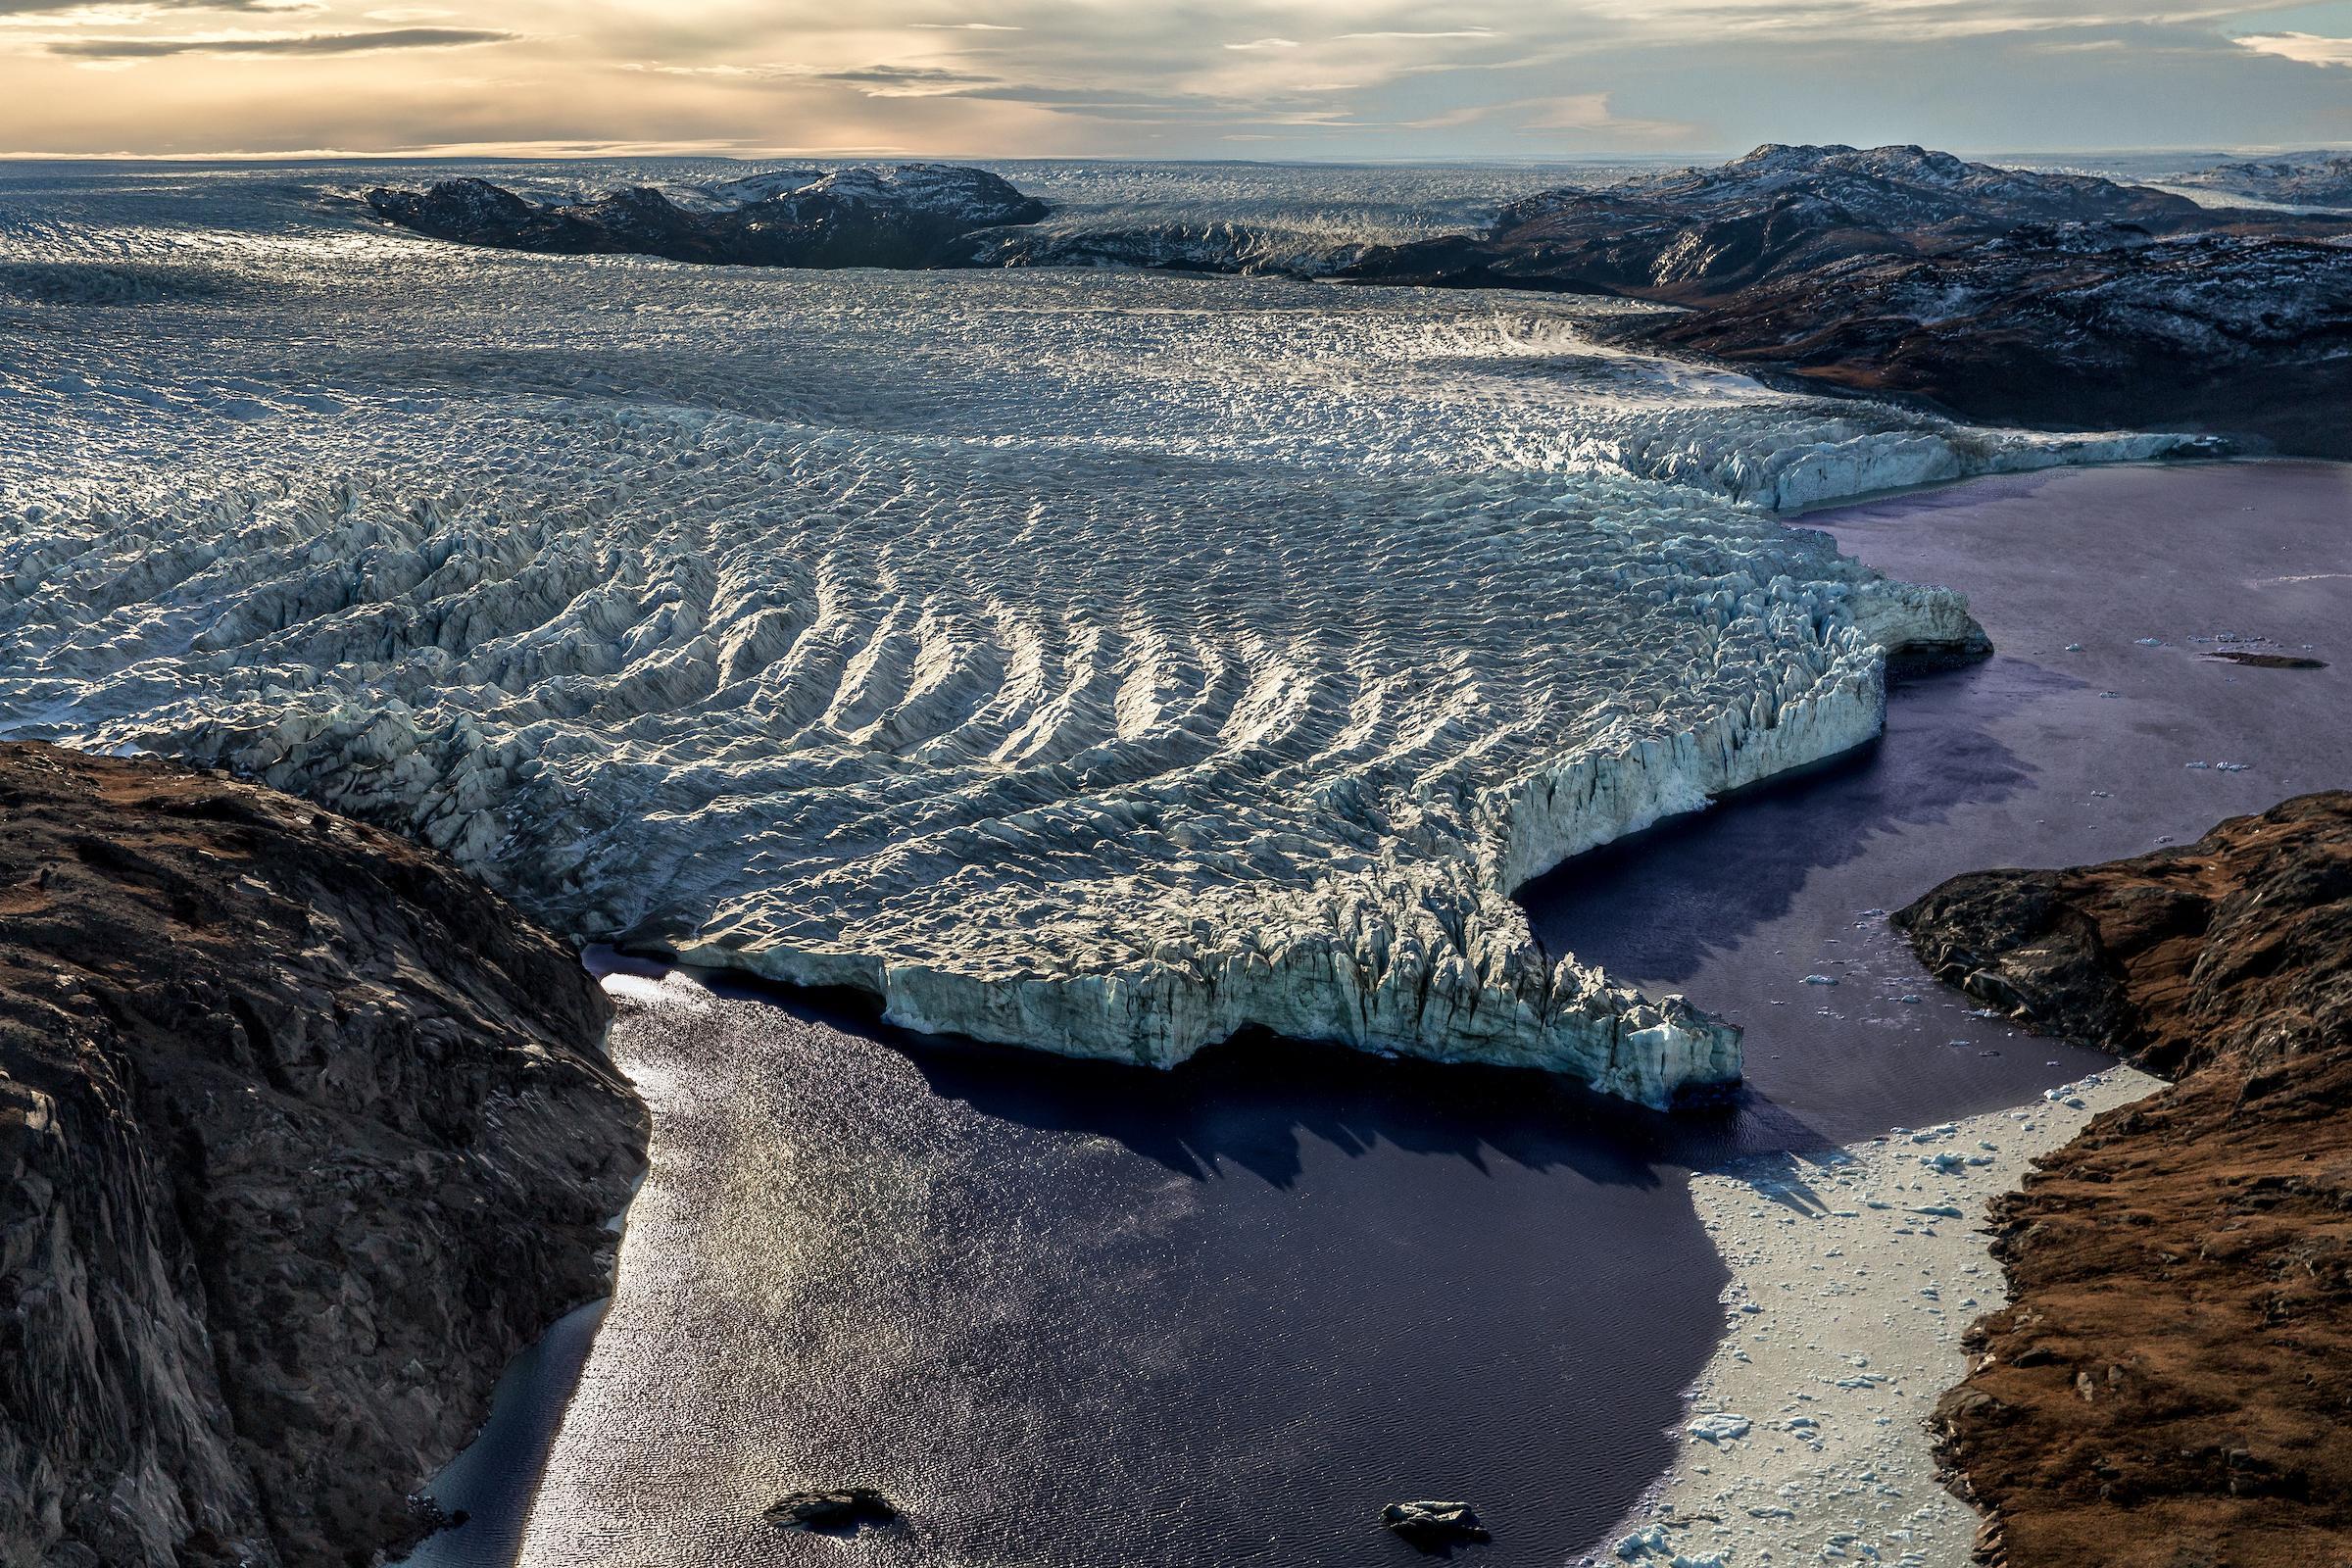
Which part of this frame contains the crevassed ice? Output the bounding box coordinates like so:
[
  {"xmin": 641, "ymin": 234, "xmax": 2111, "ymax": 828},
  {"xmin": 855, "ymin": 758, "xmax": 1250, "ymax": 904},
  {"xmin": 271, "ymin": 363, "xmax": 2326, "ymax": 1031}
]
[{"xmin": 0, "ymin": 166, "xmax": 2186, "ymax": 1104}]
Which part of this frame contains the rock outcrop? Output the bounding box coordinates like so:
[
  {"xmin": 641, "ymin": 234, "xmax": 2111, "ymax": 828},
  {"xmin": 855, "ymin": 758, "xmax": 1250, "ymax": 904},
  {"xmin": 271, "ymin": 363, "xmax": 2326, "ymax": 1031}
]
[
  {"xmin": 1380, "ymin": 1498, "xmax": 1492, "ymax": 1549},
  {"xmin": 1340, "ymin": 144, "xmax": 2213, "ymax": 300},
  {"xmin": 1894, "ymin": 793, "xmax": 2352, "ymax": 1568},
  {"xmin": 1334, "ymin": 144, "xmax": 2352, "ymax": 458},
  {"xmin": 365, "ymin": 165, "xmax": 1047, "ymax": 270},
  {"xmin": 1639, "ymin": 223, "xmax": 2352, "ymax": 460},
  {"xmin": 0, "ymin": 741, "xmax": 647, "ymax": 1568},
  {"xmin": 761, "ymin": 1489, "xmax": 899, "ymax": 1533}
]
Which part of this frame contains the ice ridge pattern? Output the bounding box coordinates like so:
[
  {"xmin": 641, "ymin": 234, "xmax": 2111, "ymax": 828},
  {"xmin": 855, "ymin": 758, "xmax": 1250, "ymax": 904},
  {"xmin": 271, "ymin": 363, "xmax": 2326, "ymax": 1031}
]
[{"xmin": 0, "ymin": 163, "xmax": 2184, "ymax": 1104}]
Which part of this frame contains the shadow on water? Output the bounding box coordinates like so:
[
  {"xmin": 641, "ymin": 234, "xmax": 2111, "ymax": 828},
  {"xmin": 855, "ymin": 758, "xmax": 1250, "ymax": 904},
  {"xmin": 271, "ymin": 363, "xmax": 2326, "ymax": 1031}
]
[
  {"xmin": 395, "ymin": 1301, "xmax": 609, "ymax": 1568},
  {"xmin": 398, "ymin": 955, "xmax": 1896, "ymax": 1568},
  {"xmin": 695, "ymin": 961, "xmax": 1846, "ymax": 1182},
  {"xmin": 1520, "ymin": 657, "xmax": 2059, "ymax": 987}
]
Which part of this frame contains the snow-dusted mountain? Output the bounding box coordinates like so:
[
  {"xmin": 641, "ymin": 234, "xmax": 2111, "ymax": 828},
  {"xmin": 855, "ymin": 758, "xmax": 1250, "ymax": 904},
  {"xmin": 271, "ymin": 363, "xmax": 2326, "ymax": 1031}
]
[
  {"xmin": 1322, "ymin": 143, "xmax": 2352, "ymax": 454},
  {"xmin": 2174, "ymin": 153, "xmax": 2352, "ymax": 210},
  {"xmin": 366, "ymin": 163, "xmax": 1047, "ymax": 269},
  {"xmin": 1579, "ymin": 143, "xmax": 2204, "ymax": 232},
  {"xmin": 1347, "ymin": 143, "xmax": 2211, "ymax": 300}
]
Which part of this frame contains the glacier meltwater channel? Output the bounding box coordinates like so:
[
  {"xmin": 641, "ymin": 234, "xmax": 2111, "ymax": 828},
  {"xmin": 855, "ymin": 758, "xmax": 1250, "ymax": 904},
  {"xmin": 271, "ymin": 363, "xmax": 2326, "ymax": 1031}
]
[{"xmin": 0, "ymin": 162, "xmax": 2187, "ymax": 1104}]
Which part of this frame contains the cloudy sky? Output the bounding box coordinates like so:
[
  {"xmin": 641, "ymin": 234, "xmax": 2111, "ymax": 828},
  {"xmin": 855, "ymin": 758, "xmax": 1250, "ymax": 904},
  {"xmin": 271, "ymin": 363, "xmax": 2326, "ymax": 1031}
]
[{"xmin": 3, "ymin": 0, "xmax": 2349, "ymax": 159}]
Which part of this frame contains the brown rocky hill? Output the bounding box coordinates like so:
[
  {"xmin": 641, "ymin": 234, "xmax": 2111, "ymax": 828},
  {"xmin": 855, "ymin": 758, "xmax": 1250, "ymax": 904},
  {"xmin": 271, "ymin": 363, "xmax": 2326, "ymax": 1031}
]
[{"xmin": 1895, "ymin": 792, "xmax": 2352, "ymax": 1568}]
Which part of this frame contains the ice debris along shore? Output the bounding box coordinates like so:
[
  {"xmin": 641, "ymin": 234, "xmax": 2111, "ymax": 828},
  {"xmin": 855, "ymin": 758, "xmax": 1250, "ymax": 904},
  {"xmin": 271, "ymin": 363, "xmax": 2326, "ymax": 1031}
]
[
  {"xmin": 1602, "ymin": 1068, "xmax": 2160, "ymax": 1566},
  {"xmin": 0, "ymin": 165, "xmax": 2187, "ymax": 1105}
]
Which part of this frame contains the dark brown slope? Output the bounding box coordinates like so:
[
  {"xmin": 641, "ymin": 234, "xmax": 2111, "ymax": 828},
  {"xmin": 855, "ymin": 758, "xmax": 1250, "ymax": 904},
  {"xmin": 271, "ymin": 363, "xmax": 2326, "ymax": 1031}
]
[
  {"xmin": 1893, "ymin": 792, "xmax": 2352, "ymax": 1568},
  {"xmin": 0, "ymin": 742, "xmax": 647, "ymax": 1568},
  {"xmin": 1640, "ymin": 225, "xmax": 2352, "ymax": 460}
]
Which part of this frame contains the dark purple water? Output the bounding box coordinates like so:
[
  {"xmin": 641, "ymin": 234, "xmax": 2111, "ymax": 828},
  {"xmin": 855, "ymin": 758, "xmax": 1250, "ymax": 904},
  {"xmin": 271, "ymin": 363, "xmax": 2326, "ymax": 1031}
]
[
  {"xmin": 1531, "ymin": 459, "xmax": 2348, "ymax": 1152},
  {"xmin": 404, "ymin": 459, "xmax": 2349, "ymax": 1568}
]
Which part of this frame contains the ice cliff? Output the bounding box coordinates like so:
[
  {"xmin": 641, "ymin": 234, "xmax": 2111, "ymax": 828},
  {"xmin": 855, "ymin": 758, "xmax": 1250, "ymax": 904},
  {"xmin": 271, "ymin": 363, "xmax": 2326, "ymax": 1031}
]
[{"xmin": 0, "ymin": 169, "xmax": 2190, "ymax": 1106}]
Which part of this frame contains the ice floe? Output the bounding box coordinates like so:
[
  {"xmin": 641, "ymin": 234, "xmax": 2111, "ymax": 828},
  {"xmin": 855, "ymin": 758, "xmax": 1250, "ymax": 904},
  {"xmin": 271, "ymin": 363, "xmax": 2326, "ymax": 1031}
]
[{"xmin": 1598, "ymin": 1069, "xmax": 2161, "ymax": 1564}]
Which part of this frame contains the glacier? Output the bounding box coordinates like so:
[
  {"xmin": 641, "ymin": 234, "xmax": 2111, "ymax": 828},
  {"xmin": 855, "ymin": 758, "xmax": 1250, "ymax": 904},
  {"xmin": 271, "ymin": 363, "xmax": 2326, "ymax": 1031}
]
[{"xmin": 0, "ymin": 162, "xmax": 2191, "ymax": 1105}]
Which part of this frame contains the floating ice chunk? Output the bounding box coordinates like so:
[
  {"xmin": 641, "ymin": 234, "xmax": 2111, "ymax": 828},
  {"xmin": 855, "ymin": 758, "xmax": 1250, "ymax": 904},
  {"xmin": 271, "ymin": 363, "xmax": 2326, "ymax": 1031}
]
[
  {"xmin": 1618, "ymin": 1524, "xmax": 1673, "ymax": 1559},
  {"xmin": 1687, "ymin": 1413, "xmax": 1753, "ymax": 1443}
]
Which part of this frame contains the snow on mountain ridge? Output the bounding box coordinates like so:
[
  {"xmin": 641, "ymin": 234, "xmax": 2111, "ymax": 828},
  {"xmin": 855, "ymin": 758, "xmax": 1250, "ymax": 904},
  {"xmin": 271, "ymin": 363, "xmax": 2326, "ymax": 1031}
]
[
  {"xmin": 718, "ymin": 163, "xmax": 1047, "ymax": 221},
  {"xmin": 1504, "ymin": 143, "xmax": 2200, "ymax": 233},
  {"xmin": 2174, "ymin": 152, "xmax": 2352, "ymax": 210}
]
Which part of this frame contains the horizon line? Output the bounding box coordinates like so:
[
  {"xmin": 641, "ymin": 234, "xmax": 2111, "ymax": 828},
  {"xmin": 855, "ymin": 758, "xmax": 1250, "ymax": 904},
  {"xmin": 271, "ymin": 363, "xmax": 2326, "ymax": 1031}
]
[{"xmin": 3, "ymin": 138, "xmax": 2349, "ymax": 167}]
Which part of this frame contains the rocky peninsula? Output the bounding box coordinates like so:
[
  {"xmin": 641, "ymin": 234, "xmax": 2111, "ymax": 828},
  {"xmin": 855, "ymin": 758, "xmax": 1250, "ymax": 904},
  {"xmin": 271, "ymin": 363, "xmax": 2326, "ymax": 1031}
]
[
  {"xmin": 1896, "ymin": 793, "xmax": 2352, "ymax": 1568},
  {"xmin": 1344, "ymin": 143, "xmax": 2215, "ymax": 299},
  {"xmin": 0, "ymin": 742, "xmax": 647, "ymax": 1567},
  {"xmin": 1639, "ymin": 223, "xmax": 2352, "ymax": 461}
]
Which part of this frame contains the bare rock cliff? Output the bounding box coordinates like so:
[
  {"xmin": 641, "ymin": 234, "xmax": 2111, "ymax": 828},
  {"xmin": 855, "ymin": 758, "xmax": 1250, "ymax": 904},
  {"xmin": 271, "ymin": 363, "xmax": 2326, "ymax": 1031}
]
[{"xmin": 0, "ymin": 741, "xmax": 647, "ymax": 1568}]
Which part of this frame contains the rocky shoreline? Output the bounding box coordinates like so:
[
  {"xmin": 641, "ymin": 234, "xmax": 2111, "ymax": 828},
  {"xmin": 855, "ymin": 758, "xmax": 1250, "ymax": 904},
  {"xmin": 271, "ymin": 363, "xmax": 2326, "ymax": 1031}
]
[
  {"xmin": 0, "ymin": 742, "xmax": 647, "ymax": 1568},
  {"xmin": 1896, "ymin": 793, "xmax": 2352, "ymax": 1567},
  {"xmin": 1631, "ymin": 224, "xmax": 2352, "ymax": 462}
]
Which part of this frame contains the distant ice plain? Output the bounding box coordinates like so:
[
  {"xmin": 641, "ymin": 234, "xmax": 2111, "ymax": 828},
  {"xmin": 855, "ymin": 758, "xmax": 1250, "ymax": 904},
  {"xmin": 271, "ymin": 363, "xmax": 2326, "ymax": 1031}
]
[{"xmin": 0, "ymin": 161, "xmax": 2186, "ymax": 1102}]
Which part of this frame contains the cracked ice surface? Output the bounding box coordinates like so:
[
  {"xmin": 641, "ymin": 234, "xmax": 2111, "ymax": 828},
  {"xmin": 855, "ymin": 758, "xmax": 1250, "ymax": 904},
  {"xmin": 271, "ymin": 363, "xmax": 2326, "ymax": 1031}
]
[{"xmin": 0, "ymin": 166, "xmax": 2185, "ymax": 1103}]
